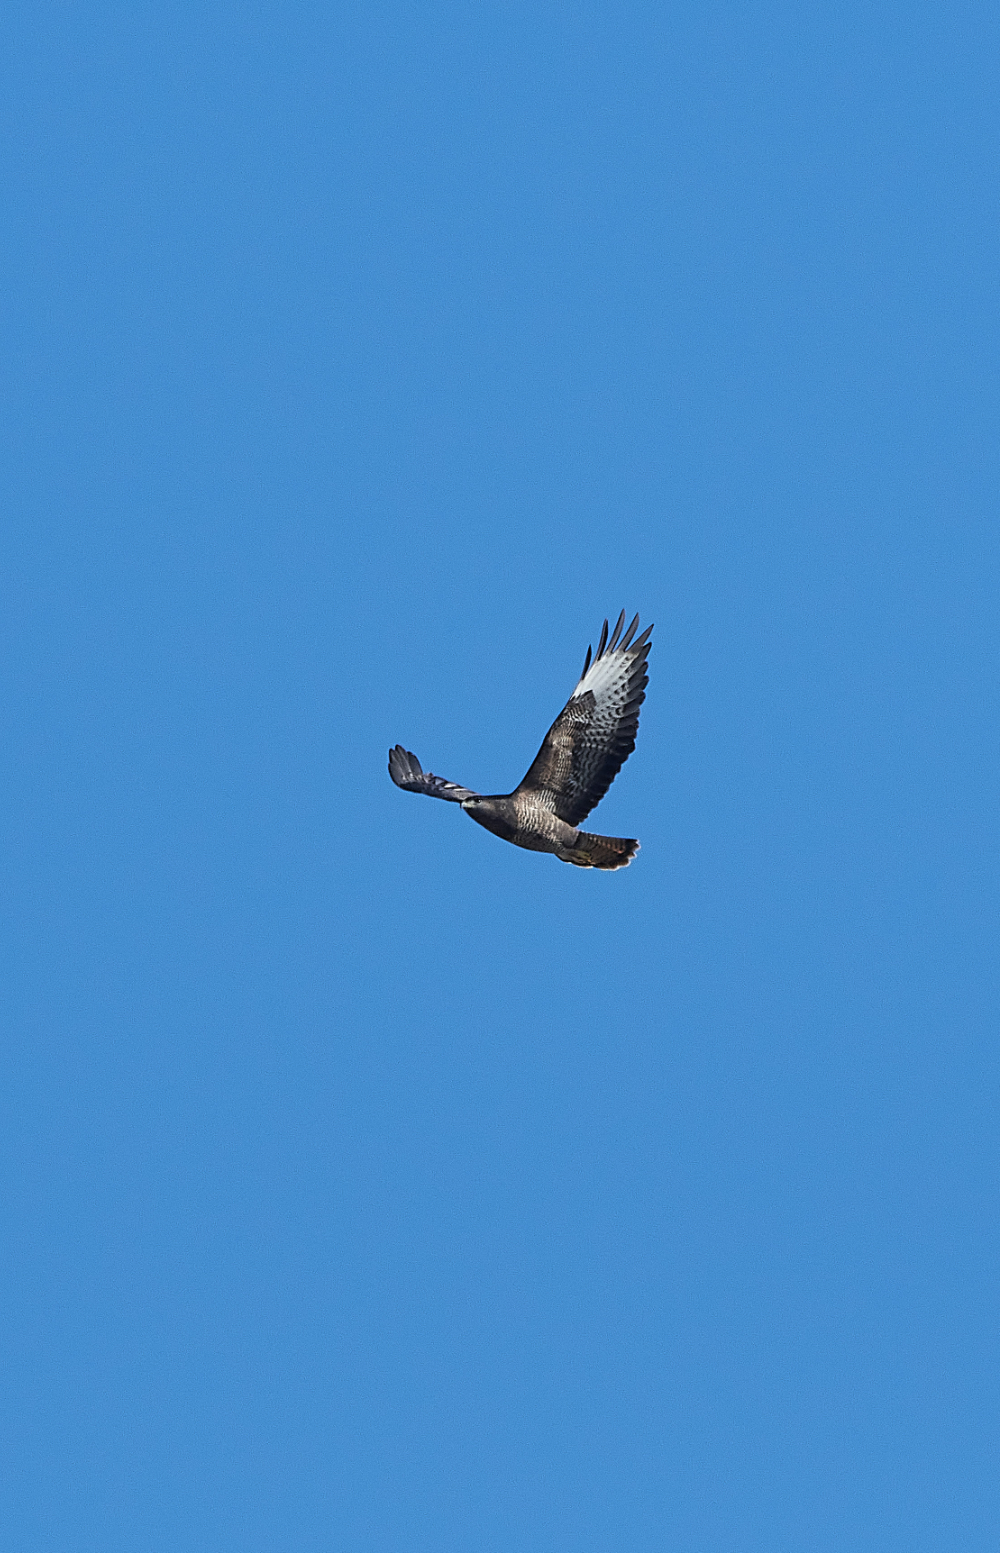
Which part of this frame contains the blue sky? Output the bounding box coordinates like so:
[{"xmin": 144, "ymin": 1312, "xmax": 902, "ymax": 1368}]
[{"xmin": 4, "ymin": 3, "xmax": 998, "ymax": 1548}]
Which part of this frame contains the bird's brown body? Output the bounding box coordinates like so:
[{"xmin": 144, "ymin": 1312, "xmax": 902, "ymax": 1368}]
[{"xmin": 463, "ymin": 793, "xmax": 637, "ymax": 869}]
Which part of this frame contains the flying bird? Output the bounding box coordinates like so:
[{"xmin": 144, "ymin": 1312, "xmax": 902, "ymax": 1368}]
[{"xmin": 389, "ymin": 611, "xmax": 652, "ymax": 869}]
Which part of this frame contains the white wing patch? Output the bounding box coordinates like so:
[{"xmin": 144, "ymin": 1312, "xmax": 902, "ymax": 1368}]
[
  {"xmin": 572, "ymin": 647, "xmax": 635, "ymax": 706},
  {"xmin": 566, "ymin": 649, "xmax": 643, "ymax": 767}
]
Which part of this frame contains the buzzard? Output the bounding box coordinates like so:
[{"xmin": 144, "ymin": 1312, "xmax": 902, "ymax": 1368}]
[{"xmin": 389, "ymin": 611, "xmax": 652, "ymax": 869}]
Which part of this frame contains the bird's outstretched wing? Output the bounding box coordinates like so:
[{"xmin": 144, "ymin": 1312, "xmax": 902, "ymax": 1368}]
[
  {"xmin": 388, "ymin": 745, "xmax": 480, "ymax": 803},
  {"xmin": 516, "ymin": 611, "xmax": 652, "ymax": 825}
]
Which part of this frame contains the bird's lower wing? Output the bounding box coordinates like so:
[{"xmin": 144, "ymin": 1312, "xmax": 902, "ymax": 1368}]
[{"xmin": 388, "ymin": 745, "xmax": 479, "ymax": 803}]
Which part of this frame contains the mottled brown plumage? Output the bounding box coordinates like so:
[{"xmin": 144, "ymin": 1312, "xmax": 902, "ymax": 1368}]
[{"xmin": 389, "ymin": 611, "xmax": 652, "ymax": 869}]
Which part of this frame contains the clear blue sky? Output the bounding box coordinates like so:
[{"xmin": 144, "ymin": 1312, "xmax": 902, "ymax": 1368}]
[{"xmin": 4, "ymin": 4, "xmax": 998, "ymax": 1548}]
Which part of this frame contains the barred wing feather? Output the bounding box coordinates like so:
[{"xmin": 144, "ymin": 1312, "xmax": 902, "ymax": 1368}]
[
  {"xmin": 388, "ymin": 745, "xmax": 479, "ymax": 803},
  {"xmin": 516, "ymin": 612, "xmax": 652, "ymax": 826}
]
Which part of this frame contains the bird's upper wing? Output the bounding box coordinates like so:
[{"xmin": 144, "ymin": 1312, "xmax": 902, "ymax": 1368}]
[
  {"xmin": 388, "ymin": 745, "xmax": 480, "ymax": 803},
  {"xmin": 515, "ymin": 612, "xmax": 652, "ymax": 825}
]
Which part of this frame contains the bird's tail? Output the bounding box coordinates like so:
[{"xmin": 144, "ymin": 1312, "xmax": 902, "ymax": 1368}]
[{"xmin": 563, "ymin": 832, "xmax": 639, "ymax": 870}]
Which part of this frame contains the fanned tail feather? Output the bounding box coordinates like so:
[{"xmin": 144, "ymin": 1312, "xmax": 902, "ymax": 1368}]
[{"xmin": 564, "ymin": 832, "xmax": 640, "ymax": 870}]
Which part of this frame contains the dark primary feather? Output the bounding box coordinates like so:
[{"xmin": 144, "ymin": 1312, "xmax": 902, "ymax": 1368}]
[
  {"xmin": 388, "ymin": 744, "xmax": 479, "ymax": 803},
  {"xmin": 516, "ymin": 614, "xmax": 652, "ymax": 826}
]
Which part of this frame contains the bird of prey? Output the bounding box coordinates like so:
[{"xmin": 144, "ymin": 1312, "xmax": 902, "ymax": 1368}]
[{"xmin": 389, "ymin": 611, "xmax": 652, "ymax": 869}]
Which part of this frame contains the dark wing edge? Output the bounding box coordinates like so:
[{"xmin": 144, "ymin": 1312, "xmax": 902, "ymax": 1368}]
[
  {"xmin": 516, "ymin": 614, "xmax": 652, "ymax": 826},
  {"xmin": 388, "ymin": 745, "xmax": 480, "ymax": 803}
]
